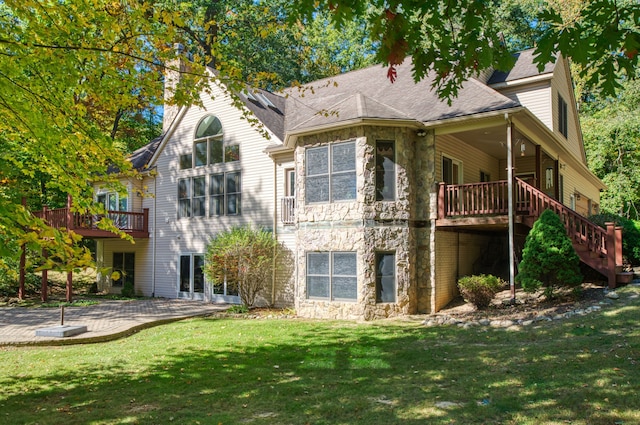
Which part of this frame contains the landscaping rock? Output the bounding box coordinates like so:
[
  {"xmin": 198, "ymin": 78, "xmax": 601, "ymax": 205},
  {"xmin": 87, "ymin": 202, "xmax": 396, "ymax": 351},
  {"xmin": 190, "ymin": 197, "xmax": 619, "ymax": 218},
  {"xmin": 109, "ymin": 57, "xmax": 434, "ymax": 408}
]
[{"xmin": 606, "ymin": 291, "xmax": 620, "ymax": 300}]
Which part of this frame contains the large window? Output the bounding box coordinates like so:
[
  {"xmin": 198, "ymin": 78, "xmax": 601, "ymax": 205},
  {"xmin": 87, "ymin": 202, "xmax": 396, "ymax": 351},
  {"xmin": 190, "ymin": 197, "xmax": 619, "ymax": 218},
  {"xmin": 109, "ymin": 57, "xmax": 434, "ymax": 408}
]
[
  {"xmin": 179, "ymin": 173, "xmax": 241, "ymax": 218},
  {"xmin": 112, "ymin": 252, "xmax": 134, "ymax": 288},
  {"xmin": 558, "ymin": 94, "xmax": 568, "ymax": 138},
  {"xmin": 376, "ymin": 140, "xmax": 396, "ymax": 201},
  {"xmin": 192, "ymin": 115, "xmax": 240, "ymax": 168},
  {"xmin": 376, "ymin": 253, "xmax": 396, "ymax": 303},
  {"xmin": 306, "ymin": 141, "xmax": 356, "ymax": 203},
  {"xmin": 307, "ymin": 252, "xmax": 357, "ymax": 301},
  {"xmin": 210, "ymin": 172, "xmax": 241, "ymax": 216}
]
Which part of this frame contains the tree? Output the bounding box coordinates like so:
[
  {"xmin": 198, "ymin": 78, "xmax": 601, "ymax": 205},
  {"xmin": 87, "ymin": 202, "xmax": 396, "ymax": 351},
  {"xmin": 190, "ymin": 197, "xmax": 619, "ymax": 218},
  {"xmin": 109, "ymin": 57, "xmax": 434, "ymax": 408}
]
[
  {"xmin": 292, "ymin": 0, "xmax": 640, "ymax": 99},
  {"xmin": 0, "ymin": 1, "xmax": 211, "ymax": 275},
  {"xmin": 516, "ymin": 210, "xmax": 583, "ymax": 298},
  {"xmin": 581, "ymin": 78, "xmax": 640, "ymax": 219},
  {"xmin": 204, "ymin": 226, "xmax": 281, "ymax": 307}
]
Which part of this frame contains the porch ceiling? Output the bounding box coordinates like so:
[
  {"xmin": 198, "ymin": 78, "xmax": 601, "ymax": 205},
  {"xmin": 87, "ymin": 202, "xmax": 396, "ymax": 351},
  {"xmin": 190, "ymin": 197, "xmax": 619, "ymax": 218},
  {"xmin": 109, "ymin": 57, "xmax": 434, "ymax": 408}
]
[{"xmin": 445, "ymin": 125, "xmax": 535, "ymax": 160}]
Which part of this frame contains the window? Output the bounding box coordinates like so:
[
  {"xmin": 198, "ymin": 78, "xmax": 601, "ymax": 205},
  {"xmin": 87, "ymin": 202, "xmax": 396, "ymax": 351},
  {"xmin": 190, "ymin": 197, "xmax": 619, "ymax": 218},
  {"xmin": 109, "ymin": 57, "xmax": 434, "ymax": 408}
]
[
  {"xmin": 376, "ymin": 140, "xmax": 396, "ymax": 201},
  {"xmin": 376, "ymin": 253, "xmax": 396, "ymax": 303},
  {"xmin": 180, "ymin": 153, "xmax": 193, "ymax": 170},
  {"xmin": 285, "ymin": 168, "xmax": 295, "ymax": 197},
  {"xmin": 307, "ymin": 252, "xmax": 357, "ymax": 301},
  {"xmin": 178, "ymin": 178, "xmax": 191, "ymax": 218},
  {"xmin": 112, "ymin": 252, "xmax": 134, "ymax": 288},
  {"xmin": 193, "ymin": 177, "xmax": 206, "ymax": 217},
  {"xmin": 306, "ymin": 141, "xmax": 356, "ymax": 203},
  {"xmin": 210, "ymin": 172, "xmax": 241, "ymax": 216},
  {"xmin": 558, "ymin": 94, "xmax": 568, "ymax": 138},
  {"xmin": 442, "ymin": 156, "xmax": 462, "ymax": 184},
  {"xmin": 480, "ymin": 171, "xmax": 491, "ymax": 182},
  {"xmin": 97, "ymin": 192, "xmax": 127, "ymax": 212},
  {"xmin": 178, "ymin": 177, "xmax": 209, "ymax": 218},
  {"xmin": 179, "ymin": 254, "xmax": 205, "ymax": 296},
  {"xmin": 186, "ymin": 115, "xmax": 239, "ymax": 168}
]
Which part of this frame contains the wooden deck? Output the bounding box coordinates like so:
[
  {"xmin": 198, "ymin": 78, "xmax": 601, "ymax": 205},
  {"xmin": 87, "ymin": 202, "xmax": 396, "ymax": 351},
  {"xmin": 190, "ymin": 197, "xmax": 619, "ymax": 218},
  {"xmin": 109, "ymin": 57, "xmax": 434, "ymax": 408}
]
[
  {"xmin": 437, "ymin": 178, "xmax": 623, "ymax": 288},
  {"xmin": 34, "ymin": 206, "xmax": 149, "ymax": 238}
]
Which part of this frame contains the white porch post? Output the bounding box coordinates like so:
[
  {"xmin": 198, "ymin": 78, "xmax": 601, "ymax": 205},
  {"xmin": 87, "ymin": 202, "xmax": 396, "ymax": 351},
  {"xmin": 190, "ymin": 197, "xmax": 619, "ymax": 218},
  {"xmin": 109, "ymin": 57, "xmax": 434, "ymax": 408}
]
[{"xmin": 506, "ymin": 114, "xmax": 516, "ymax": 302}]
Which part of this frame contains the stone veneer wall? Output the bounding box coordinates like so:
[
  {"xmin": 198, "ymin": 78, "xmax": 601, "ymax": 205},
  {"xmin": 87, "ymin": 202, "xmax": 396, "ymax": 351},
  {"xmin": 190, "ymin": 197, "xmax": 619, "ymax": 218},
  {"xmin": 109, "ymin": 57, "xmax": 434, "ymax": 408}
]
[{"xmin": 294, "ymin": 125, "xmax": 437, "ymax": 319}]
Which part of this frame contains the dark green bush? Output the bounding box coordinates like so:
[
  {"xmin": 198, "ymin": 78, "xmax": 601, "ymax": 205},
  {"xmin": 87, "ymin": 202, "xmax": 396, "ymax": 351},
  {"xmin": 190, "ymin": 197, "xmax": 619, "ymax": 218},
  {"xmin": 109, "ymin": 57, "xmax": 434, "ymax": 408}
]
[
  {"xmin": 589, "ymin": 212, "xmax": 640, "ymax": 266},
  {"xmin": 120, "ymin": 281, "xmax": 135, "ymax": 298},
  {"xmin": 457, "ymin": 274, "xmax": 504, "ymax": 309},
  {"xmin": 516, "ymin": 209, "xmax": 582, "ymax": 298}
]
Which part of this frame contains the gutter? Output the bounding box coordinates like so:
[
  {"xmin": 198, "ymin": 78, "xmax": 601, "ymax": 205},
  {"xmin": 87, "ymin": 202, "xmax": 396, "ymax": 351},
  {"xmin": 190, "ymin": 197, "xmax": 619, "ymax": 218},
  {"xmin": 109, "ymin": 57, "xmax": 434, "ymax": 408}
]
[
  {"xmin": 488, "ymin": 72, "xmax": 553, "ymax": 90},
  {"xmin": 283, "ymin": 117, "xmax": 424, "ymax": 148}
]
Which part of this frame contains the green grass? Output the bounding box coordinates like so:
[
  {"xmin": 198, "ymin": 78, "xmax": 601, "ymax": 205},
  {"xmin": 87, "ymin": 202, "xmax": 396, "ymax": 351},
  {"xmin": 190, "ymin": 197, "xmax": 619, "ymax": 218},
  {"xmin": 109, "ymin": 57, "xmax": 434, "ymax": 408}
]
[{"xmin": 1, "ymin": 287, "xmax": 639, "ymax": 425}]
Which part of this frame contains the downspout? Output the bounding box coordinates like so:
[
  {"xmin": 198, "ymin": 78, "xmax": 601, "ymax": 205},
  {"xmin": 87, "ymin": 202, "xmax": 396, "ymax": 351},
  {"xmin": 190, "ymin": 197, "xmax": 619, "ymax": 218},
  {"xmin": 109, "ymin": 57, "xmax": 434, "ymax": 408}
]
[
  {"xmin": 152, "ymin": 170, "xmax": 157, "ymax": 297},
  {"xmin": 271, "ymin": 161, "xmax": 278, "ymax": 307},
  {"xmin": 506, "ymin": 114, "xmax": 516, "ymax": 302}
]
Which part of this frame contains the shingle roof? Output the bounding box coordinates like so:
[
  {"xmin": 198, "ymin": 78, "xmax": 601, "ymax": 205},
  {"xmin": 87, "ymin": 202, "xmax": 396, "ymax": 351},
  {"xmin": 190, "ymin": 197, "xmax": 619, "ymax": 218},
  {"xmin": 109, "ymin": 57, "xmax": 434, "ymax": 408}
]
[
  {"xmin": 240, "ymin": 88, "xmax": 286, "ymax": 141},
  {"xmin": 488, "ymin": 48, "xmax": 556, "ymax": 85},
  {"xmin": 131, "ymin": 50, "xmax": 548, "ymax": 167},
  {"xmin": 283, "ymin": 58, "xmax": 520, "ymax": 133},
  {"xmin": 128, "ymin": 134, "xmax": 163, "ymax": 171}
]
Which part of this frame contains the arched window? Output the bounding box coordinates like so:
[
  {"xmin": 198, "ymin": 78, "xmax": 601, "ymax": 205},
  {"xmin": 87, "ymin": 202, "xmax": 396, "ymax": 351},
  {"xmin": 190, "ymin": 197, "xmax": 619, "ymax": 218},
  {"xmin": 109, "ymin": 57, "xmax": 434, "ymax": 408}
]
[
  {"xmin": 179, "ymin": 115, "xmax": 240, "ymax": 169},
  {"xmin": 178, "ymin": 114, "xmax": 242, "ymax": 218},
  {"xmin": 194, "ymin": 115, "xmax": 223, "ymax": 167}
]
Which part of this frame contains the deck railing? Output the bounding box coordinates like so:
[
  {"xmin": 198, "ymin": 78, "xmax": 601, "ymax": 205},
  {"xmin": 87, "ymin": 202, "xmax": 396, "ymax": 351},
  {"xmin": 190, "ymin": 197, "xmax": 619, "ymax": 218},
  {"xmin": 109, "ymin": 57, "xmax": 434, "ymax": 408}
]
[
  {"xmin": 438, "ymin": 178, "xmax": 609, "ymax": 258},
  {"xmin": 35, "ymin": 207, "xmax": 149, "ymax": 235},
  {"xmin": 281, "ymin": 196, "xmax": 296, "ymax": 225}
]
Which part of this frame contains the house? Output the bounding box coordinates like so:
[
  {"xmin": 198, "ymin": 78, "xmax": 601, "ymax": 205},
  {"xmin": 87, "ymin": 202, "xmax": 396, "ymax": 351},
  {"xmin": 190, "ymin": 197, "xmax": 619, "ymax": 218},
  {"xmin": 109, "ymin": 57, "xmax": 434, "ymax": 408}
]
[{"xmin": 36, "ymin": 48, "xmax": 623, "ymax": 320}]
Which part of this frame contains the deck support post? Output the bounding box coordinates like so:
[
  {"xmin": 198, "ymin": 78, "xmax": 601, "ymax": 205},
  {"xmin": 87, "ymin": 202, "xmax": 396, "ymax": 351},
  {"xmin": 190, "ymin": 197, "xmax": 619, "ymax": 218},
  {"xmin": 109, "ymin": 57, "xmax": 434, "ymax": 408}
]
[
  {"xmin": 506, "ymin": 115, "xmax": 516, "ymax": 302},
  {"xmin": 606, "ymin": 222, "xmax": 616, "ymax": 289},
  {"xmin": 66, "ymin": 194, "xmax": 74, "ymax": 230},
  {"xmin": 66, "ymin": 270, "xmax": 73, "ymax": 302},
  {"xmin": 18, "ymin": 197, "xmax": 27, "ymax": 300},
  {"xmin": 437, "ymin": 183, "xmax": 446, "ymax": 219},
  {"xmin": 41, "ymin": 248, "xmax": 48, "ymax": 303}
]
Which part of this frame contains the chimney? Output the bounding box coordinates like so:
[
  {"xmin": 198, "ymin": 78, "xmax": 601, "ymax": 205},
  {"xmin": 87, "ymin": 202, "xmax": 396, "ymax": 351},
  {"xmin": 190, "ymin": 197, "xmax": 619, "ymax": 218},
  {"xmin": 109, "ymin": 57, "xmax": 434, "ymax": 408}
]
[{"xmin": 163, "ymin": 43, "xmax": 186, "ymax": 134}]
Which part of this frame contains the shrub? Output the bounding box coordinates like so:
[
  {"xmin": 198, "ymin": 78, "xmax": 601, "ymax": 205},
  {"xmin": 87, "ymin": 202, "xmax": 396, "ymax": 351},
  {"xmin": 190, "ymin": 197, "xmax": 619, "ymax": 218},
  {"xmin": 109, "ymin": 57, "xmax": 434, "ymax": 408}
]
[
  {"xmin": 205, "ymin": 226, "xmax": 280, "ymax": 307},
  {"xmin": 457, "ymin": 274, "xmax": 504, "ymax": 309},
  {"xmin": 227, "ymin": 304, "xmax": 249, "ymax": 314},
  {"xmin": 589, "ymin": 212, "xmax": 640, "ymax": 266},
  {"xmin": 516, "ymin": 209, "xmax": 582, "ymax": 298},
  {"xmin": 120, "ymin": 281, "xmax": 135, "ymax": 298}
]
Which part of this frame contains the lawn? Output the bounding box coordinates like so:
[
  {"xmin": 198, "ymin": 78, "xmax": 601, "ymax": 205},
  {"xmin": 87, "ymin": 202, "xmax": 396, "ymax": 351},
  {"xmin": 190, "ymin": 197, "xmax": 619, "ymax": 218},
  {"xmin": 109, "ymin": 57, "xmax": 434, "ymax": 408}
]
[{"xmin": 0, "ymin": 286, "xmax": 638, "ymax": 425}]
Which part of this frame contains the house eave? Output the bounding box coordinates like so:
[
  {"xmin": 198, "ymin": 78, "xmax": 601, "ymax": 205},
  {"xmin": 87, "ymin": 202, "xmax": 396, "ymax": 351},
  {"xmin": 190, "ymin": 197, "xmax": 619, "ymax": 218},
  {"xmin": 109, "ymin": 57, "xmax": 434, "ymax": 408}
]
[
  {"xmin": 284, "ymin": 117, "xmax": 423, "ymax": 148},
  {"xmin": 488, "ymin": 73, "xmax": 554, "ymax": 90},
  {"xmin": 423, "ymin": 107, "xmax": 525, "ymax": 134}
]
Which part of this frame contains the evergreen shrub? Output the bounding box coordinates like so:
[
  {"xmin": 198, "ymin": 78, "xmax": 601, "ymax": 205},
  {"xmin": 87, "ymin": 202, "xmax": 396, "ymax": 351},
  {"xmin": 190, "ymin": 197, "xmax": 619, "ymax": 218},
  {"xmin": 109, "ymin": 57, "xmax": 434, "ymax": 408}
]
[{"xmin": 516, "ymin": 209, "xmax": 582, "ymax": 298}]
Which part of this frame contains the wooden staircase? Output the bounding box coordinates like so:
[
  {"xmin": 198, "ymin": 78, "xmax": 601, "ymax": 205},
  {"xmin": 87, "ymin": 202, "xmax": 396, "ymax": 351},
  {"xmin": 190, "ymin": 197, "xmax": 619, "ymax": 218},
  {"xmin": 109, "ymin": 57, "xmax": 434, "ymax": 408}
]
[{"xmin": 437, "ymin": 178, "xmax": 625, "ymax": 288}]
